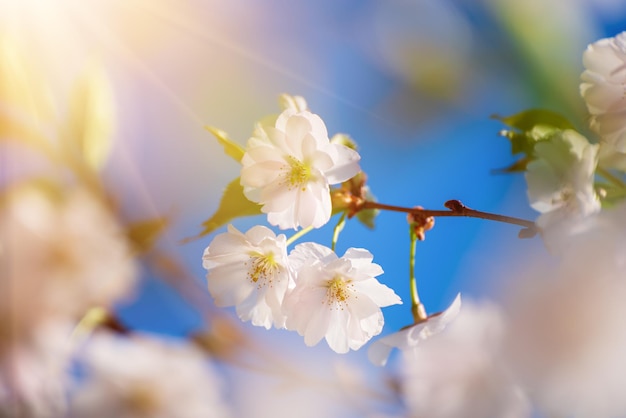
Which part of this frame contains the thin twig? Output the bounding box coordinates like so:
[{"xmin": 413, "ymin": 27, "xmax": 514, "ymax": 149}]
[{"xmin": 362, "ymin": 199, "xmax": 537, "ymax": 237}]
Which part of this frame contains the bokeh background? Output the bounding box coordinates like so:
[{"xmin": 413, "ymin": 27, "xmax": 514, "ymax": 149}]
[{"xmin": 3, "ymin": 0, "xmax": 626, "ymax": 415}]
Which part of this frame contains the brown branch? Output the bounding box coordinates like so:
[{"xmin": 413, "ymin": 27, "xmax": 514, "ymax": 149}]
[{"xmin": 361, "ymin": 199, "xmax": 537, "ymax": 238}]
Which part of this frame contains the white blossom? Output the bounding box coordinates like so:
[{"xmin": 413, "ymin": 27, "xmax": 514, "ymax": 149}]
[
  {"xmin": 525, "ymin": 129, "xmax": 600, "ymax": 231},
  {"xmin": 70, "ymin": 332, "xmax": 231, "ymax": 418},
  {"xmin": 504, "ymin": 202, "xmax": 626, "ymax": 418},
  {"xmin": 0, "ymin": 183, "xmax": 137, "ymax": 333},
  {"xmin": 283, "ymin": 242, "xmax": 401, "ymax": 354},
  {"xmin": 367, "ymin": 294, "xmax": 461, "ymax": 366},
  {"xmin": 202, "ymin": 225, "xmax": 292, "ymax": 329},
  {"xmin": 229, "ymin": 348, "xmax": 379, "ymax": 418},
  {"xmin": 1, "ymin": 184, "xmax": 137, "ymax": 415},
  {"xmin": 581, "ymin": 31, "xmax": 626, "ymax": 169},
  {"xmin": 0, "ymin": 321, "xmax": 72, "ymax": 418},
  {"xmin": 240, "ymin": 108, "xmax": 361, "ymax": 230},
  {"xmin": 401, "ymin": 301, "xmax": 530, "ymax": 418}
]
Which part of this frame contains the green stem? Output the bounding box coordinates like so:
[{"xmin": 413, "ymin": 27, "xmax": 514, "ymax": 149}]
[
  {"xmin": 597, "ymin": 166, "xmax": 626, "ymax": 190},
  {"xmin": 331, "ymin": 212, "xmax": 347, "ymax": 251},
  {"xmin": 409, "ymin": 226, "xmax": 427, "ymax": 323},
  {"xmin": 286, "ymin": 225, "xmax": 314, "ymax": 247}
]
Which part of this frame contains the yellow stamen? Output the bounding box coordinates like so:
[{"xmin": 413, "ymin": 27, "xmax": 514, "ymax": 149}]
[
  {"xmin": 325, "ymin": 276, "xmax": 355, "ymax": 310},
  {"xmin": 283, "ymin": 156, "xmax": 312, "ymax": 190},
  {"xmin": 246, "ymin": 252, "xmax": 280, "ymax": 288}
]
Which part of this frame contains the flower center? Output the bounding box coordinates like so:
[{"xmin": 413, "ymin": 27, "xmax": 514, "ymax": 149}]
[
  {"xmin": 246, "ymin": 252, "xmax": 280, "ymax": 288},
  {"xmin": 553, "ymin": 186, "xmax": 579, "ymax": 213},
  {"xmin": 125, "ymin": 384, "xmax": 161, "ymax": 415},
  {"xmin": 325, "ymin": 276, "xmax": 354, "ymax": 309},
  {"xmin": 284, "ymin": 156, "xmax": 312, "ymax": 190}
]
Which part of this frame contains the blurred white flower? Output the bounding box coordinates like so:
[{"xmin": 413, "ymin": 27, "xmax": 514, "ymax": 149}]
[
  {"xmin": 0, "ymin": 183, "xmax": 137, "ymax": 337},
  {"xmin": 581, "ymin": 31, "xmax": 626, "ymax": 169},
  {"xmin": 229, "ymin": 347, "xmax": 383, "ymax": 418},
  {"xmin": 402, "ymin": 301, "xmax": 530, "ymax": 418},
  {"xmin": 367, "ymin": 294, "xmax": 461, "ymax": 367},
  {"xmin": 283, "ymin": 242, "xmax": 401, "ymax": 354},
  {"xmin": 71, "ymin": 332, "xmax": 231, "ymax": 418},
  {"xmin": 240, "ymin": 108, "xmax": 361, "ymax": 230},
  {"xmin": 525, "ymin": 129, "xmax": 599, "ymax": 231},
  {"xmin": 504, "ymin": 202, "xmax": 626, "ymax": 418},
  {"xmin": 0, "ymin": 321, "xmax": 71, "ymax": 418},
  {"xmin": 202, "ymin": 225, "xmax": 292, "ymax": 329}
]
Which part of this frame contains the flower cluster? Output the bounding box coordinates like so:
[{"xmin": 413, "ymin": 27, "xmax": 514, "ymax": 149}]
[
  {"xmin": 202, "ymin": 95, "xmax": 401, "ymax": 353},
  {"xmin": 71, "ymin": 332, "xmax": 231, "ymax": 418},
  {"xmin": 0, "ymin": 183, "xmax": 138, "ymax": 346},
  {"xmin": 401, "ymin": 301, "xmax": 531, "ymax": 418},
  {"xmin": 383, "ymin": 30, "xmax": 626, "ymax": 417},
  {"xmin": 200, "ymin": 30, "xmax": 626, "ymax": 417},
  {"xmin": 7, "ymin": 6, "xmax": 626, "ymax": 417},
  {"xmin": 0, "ymin": 34, "xmax": 237, "ymax": 416},
  {"xmin": 0, "ymin": 182, "xmax": 140, "ymax": 415},
  {"xmin": 496, "ymin": 31, "xmax": 626, "ymax": 233},
  {"xmin": 203, "ymin": 226, "xmax": 401, "ymax": 353}
]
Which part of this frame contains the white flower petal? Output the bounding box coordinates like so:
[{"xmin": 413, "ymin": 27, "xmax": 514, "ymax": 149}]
[
  {"xmin": 300, "ymin": 297, "xmax": 333, "ymax": 346},
  {"xmin": 289, "ymin": 242, "xmax": 336, "ymax": 271},
  {"xmin": 367, "ymin": 294, "xmax": 461, "ymax": 366},
  {"xmin": 325, "ymin": 309, "xmax": 351, "ymax": 353},
  {"xmin": 325, "ymin": 144, "xmax": 361, "ymax": 184},
  {"xmin": 72, "ymin": 333, "xmax": 231, "ymax": 418},
  {"xmin": 524, "ymin": 130, "xmax": 599, "ymax": 233},
  {"xmin": 351, "ymin": 280, "xmax": 401, "ymax": 307}
]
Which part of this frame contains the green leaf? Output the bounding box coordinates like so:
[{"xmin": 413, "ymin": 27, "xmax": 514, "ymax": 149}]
[
  {"xmin": 205, "ymin": 126, "xmax": 245, "ymax": 162},
  {"xmin": 493, "ymin": 109, "xmax": 576, "ymax": 173},
  {"xmin": 183, "ymin": 177, "xmax": 262, "ymax": 242},
  {"xmin": 504, "ymin": 131, "xmax": 532, "ymax": 156},
  {"xmin": 596, "ymin": 182, "xmax": 626, "ymax": 209},
  {"xmin": 492, "ymin": 109, "xmax": 574, "ymax": 132},
  {"xmin": 126, "ymin": 217, "xmax": 169, "ymax": 254},
  {"xmin": 494, "ymin": 109, "xmax": 575, "ymax": 157},
  {"xmin": 356, "ymin": 208, "xmax": 377, "ymax": 229}
]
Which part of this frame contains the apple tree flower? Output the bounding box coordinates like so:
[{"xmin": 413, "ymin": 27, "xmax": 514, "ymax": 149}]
[
  {"xmin": 581, "ymin": 31, "xmax": 626, "ymax": 169},
  {"xmin": 367, "ymin": 294, "xmax": 461, "ymax": 366},
  {"xmin": 283, "ymin": 242, "xmax": 401, "ymax": 354},
  {"xmin": 0, "ymin": 183, "xmax": 137, "ymax": 335},
  {"xmin": 504, "ymin": 202, "xmax": 626, "ymax": 418},
  {"xmin": 240, "ymin": 107, "xmax": 361, "ymax": 230},
  {"xmin": 202, "ymin": 225, "xmax": 292, "ymax": 329},
  {"xmin": 525, "ymin": 129, "xmax": 599, "ymax": 231},
  {"xmin": 70, "ymin": 332, "xmax": 231, "ymax": 418},
  {"xmin": 0, "ymin": 321, "xmax": 72, "ymax": 418},
  {"xmin": 401, "ymin": 301, "xmax": 530, "ymax": 418}
]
